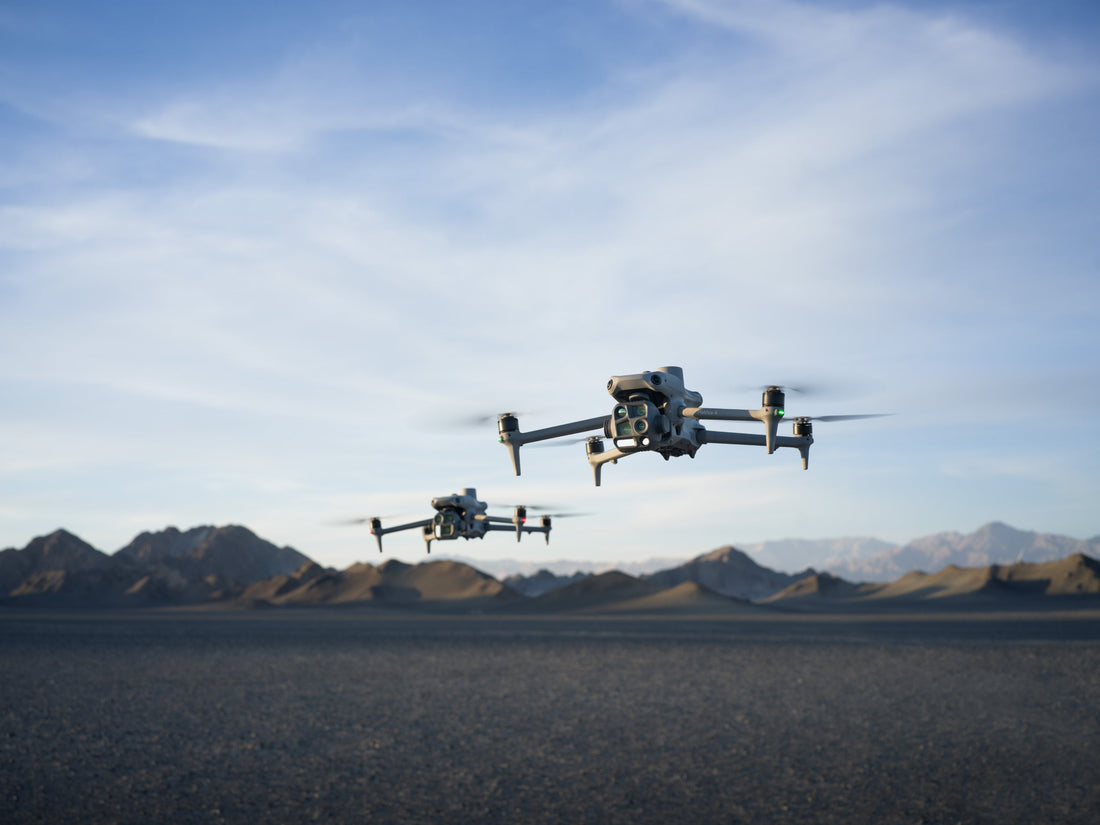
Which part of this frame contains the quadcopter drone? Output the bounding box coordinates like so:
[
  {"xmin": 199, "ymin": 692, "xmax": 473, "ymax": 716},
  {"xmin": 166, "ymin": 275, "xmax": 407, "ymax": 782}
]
[
  {"xmin": 497, "ymin": 366, "xmax": 886, "ymax": 485},
  {"xmin": 364, "ymin": 487, "xmax": 562, "ymax": 553}
]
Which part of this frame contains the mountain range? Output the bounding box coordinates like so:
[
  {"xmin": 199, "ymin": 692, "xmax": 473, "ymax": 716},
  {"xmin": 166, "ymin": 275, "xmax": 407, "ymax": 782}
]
[
  {"xmin": 1, "ymin": 521, "xmax": 1098, "ymax": 611},
  {"xmin": 821, "ymin": 521, "xmax": 1100, "ymax": 582},
  {"xmin": 0, "ymin": 525, "xmax": 310, "ymax": 606}
]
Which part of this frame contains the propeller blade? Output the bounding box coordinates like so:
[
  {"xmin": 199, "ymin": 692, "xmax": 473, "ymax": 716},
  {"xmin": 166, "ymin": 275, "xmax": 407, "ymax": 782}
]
[
  {"xmin": 788, "ymin": 413, "xmax": 893, "ymax": 423},
  {"xmin": 330, "ymin": 512, "xmax": 412, "ymax": 525},
  {"xmin": 815, "ymin": 413, "xmax": 892, "ymax": 422},
  {"xmin": 452, "ymin": 410, "xmax": 530, "ymax": 428},
  {"xmin": 487, "ymin": 502, "xmax": 566, "ymax": 512},
  {"xmin": 750, "ymin": 383, "xmax": 822, "ymax": 395}
]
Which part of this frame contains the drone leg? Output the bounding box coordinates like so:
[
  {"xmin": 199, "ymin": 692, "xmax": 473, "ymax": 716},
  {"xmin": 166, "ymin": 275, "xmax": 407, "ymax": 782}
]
[
  {"xmin": 504, "ymin": 442, "xmax": 522, "ymax": 475},
  {"xmin": 587, "ymin": 447, "xmax": 627, "ymax": 486}
]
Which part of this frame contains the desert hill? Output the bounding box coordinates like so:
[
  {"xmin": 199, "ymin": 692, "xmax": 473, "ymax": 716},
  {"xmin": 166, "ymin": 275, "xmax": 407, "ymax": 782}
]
[
  {"xmin": 866, "ymin": 553, "xmax": 1100, "ymax": 600},
  {"xmin": 235, "ymin": 561, "xmax": 327, "ymax": 603},
  {"xmin": 500, "ymin": 543, "xmax": 814, "ymax": 601},
  {"xmin": 520, "ymin": 570, "xmax": 659, "ymax": 611},
  {"xmin": 594, "ymin": 581, "xmax": 767, "ymax": 615},
  {"xmin": 767, "ymin": 572, "xmax": 864, "ymax": 600},
  {"xmin": 642, "ymin": 544, "xmax": 812, "ymax": 600},
  {"xmin": 240, "ymin": 558, "xmax": 517, "ymax": 608},
  {"xmin": 767, "ymin": 554, "xmax": 1100, "ymax": 608}
]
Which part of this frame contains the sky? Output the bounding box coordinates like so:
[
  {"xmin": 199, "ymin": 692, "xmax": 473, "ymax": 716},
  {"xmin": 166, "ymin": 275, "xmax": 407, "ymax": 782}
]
[{"xmin": 2, "ymin": 0, "xmax": 1099, "ymax": 572}]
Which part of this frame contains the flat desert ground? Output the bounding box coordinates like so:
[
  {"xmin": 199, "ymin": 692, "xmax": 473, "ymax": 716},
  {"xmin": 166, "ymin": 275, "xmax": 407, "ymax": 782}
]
[{"xmin": 3, "ymin": 609, "xmax": 1100, "ymax": 824}]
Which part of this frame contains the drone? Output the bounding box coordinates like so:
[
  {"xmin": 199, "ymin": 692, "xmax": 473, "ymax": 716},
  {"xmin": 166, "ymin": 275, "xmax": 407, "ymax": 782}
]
[
  {"xmin": 497, "ymin": 366, "xmax": 887, "ymax": 485},
  {"xmin": 362, "ymin": 488, "xmax": 565, "ymax": 553}
]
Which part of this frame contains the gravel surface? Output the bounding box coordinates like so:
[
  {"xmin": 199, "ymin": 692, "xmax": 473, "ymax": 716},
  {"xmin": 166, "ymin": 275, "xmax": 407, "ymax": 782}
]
[{"xmin": 2, "ymin": 610, "xmax": 1099, "ymax": 824}]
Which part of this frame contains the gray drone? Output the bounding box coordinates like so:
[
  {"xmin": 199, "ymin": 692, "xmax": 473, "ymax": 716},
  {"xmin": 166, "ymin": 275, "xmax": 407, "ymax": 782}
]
[
  {"xmin": 497, "ymin": 366, "xmax": 886, "ymax": 485},
  {"xmin": 365, "ymin": 487, "xmax": 561, "ymax": 553}
]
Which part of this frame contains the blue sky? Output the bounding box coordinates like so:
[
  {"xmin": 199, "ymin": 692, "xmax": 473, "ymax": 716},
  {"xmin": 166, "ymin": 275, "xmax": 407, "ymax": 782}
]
[{"xmin": 2, "ymin": 0, "xmax": 1099, "ymax": 570}]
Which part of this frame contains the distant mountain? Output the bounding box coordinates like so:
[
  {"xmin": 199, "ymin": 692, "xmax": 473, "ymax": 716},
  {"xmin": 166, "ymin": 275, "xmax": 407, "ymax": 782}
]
[
  {"xmin": 503, "ymin": 568, "xmax": 590, "ymax": 597},
  {"xmin": 826, "ymin": 522, "xmax": 1100, "ymax": 583},
  {"xmin": 1, "ymin": 525, "xmax": 316, "ymax": 607},
  {"xmin": 739, "ymin": 536, "xmax": 896, "ymax": 575},
  {"xmin": 5, "ymin": 521, "xmax": 1099, "ymax": 612},
  {"xmin": 116, "ymin": 525, "xmax": 312, "ymax": 588},
  {"xmin": 0, "ymin": 529, "xmax": 113, "ymax": 594},
  {"xmin": 642, "ymin": 545, "xmax": 813, "ymax": 601}
]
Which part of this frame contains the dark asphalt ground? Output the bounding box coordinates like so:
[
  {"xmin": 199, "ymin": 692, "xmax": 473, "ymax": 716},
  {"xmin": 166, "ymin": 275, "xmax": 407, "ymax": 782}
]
[{"xmin": 2, "ymin": 609, "xmax": 1099, "ymax": 824}]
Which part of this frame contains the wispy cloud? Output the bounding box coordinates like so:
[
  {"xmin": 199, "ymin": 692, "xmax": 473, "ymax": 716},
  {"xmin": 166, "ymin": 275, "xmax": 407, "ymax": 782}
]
[{"xmin": 2, "ymin": 0, "xmax": 1098, "ymax": 561}]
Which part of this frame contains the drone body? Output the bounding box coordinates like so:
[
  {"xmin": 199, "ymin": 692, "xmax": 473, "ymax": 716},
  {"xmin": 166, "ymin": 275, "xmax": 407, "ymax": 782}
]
[
  {"xmin": 498, "ymin": 366, "xmax": 884, "ymax": 485},
  {"xmin": 368, "ymin": 487, "xmax": 552, "ymax": 553}
]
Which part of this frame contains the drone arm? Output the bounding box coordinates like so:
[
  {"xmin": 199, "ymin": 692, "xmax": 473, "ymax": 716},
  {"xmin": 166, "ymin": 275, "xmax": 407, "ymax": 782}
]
[
  {"xmin": 681, "ymin": 407, "xmax": 758, "ymax": 422},
  {"xmin": 485, "ymin": 521, "xmax": 553, "ymax": 544},
  {"xmin": 701, "ymin": 430, "xmax": 813, "ymax": 468},
  {"xmin": 376, "ymin": 518, "xmax": 433, "ymax": 533},
  {"xmin": 698, "ymin": 430, "xmax": 766, "ymax": 446},
  {"xmin": 683, "ymin": 406, "xmax": 788, "ymax": 453},
  {"xmin": 481, "ymin": 525, "xmax": 528, "ymax": 545},
  {"xmin": 370, "ymin": 519, "xmax": 433, "ymax": 551},
  {"xmin": 499, "ymin": 415, "xmax": 610, "ymax": 475}
]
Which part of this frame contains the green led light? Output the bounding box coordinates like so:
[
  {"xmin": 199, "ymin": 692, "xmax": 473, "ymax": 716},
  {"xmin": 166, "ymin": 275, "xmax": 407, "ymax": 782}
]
[{"xmin": 777, "ymin": 409, "xmax": 785, "ymax": 417}]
